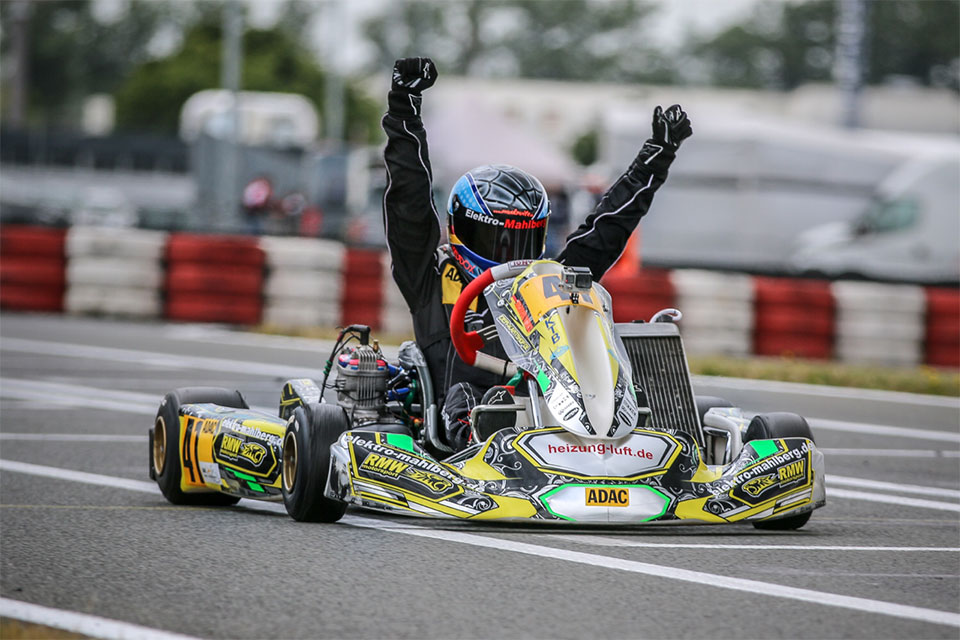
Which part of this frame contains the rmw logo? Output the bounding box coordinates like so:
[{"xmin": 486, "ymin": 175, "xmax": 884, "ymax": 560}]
[
  {"xmin": 361, "ymin": 453, "xmax": 409, "ymax": 478},
  {"xmin": 778, "ymin": 460, "xmax": 805, "ymax": 485},
  {"xmin": 220, "ymin": 435, "xmax": 242, "ymax": 456}
]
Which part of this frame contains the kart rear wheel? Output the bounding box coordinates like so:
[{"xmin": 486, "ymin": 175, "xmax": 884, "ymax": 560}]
[
  {"xmin": 152, "ymin": 387, "xmax": 247, "ymax": 506},
  {"xmin": 282, "ymin": 403, "xmax": 349, "ymax": 523},
  {"xmin": 695, "ymin": 395, "xmax": 733, "ymax": 426},
  {"xmin": 745, "ymin": 412, "xmax": 815, "ymax": 531}
]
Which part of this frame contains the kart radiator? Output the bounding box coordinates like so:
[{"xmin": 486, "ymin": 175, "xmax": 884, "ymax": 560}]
[{"xmin": 615, "ymin": 322, "xmax": 705, "ymax": 448}]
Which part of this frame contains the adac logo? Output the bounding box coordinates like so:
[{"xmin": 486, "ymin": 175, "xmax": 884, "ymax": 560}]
[
  {"xmin": 585, "ymin": 487, "xmax": 630, "ymax": 507},
  {"xmin": 361, "ymin": 453, "xmax": 409, "ymax": 478},
  {"xmin": 743, "ymin": 473, "xmax": 778, "ymax": 497},
  {"xmin": 240, "ymin": 442, "xmax": 267, "ymax": 466},
  {"xmin": 778, "ymin": 460, "xmax": 805, "ymax": 485},
  {"xmin": 404, "ymin": 468, "xmax": 453, "ymax": 494}
]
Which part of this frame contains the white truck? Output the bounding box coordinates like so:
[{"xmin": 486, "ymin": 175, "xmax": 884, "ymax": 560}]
[{"xmin": 790, "ymin": 152, "xmax": 960, "ymax": 284}]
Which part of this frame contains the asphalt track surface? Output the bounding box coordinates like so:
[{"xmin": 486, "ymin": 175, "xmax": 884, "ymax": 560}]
[{"xmin": 1, "ymin": 313, "xmax": 958, "ymax": 640}]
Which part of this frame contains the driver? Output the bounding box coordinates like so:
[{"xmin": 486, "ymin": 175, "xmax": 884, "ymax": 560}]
[{"xmin": 383, "ymin": 57, "xmax": 692, "ymax": 451}]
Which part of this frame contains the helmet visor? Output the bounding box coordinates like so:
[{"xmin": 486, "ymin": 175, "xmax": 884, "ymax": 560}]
[{"xmin": 452, "ymin": 212, "xmax": 547, "ymax": 264}]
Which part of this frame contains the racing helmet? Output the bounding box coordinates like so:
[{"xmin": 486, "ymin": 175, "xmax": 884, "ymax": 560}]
[{"xmin": 446, "ymin": 164, "xmax": 550, "ymax": 279}]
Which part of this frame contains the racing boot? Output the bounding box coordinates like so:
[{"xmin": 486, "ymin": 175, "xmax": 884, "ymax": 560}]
[{"xmin": 472, "ymin": 385, "xmax": 517, "ymax": 443}]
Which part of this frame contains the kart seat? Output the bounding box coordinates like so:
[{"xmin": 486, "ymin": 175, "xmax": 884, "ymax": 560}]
[{"xmin": 352, "ymin": 422, "xmax": 414, "ymax": 437}]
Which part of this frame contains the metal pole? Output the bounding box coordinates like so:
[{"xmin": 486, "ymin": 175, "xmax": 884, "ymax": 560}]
[
  {"xmin": 835, "ymin": 0, "xmax": 866, "ymax": 129},
  {"xmin": 323, "ymin": 0, "xmax": 346, "ymax": 147},
  {"xmin": 8, "ymin": 1, "xmax": 32, "ymax": 128},
  {"xmin": 219, "ymin": 0, "xmax": 243, "ymax": 230}
]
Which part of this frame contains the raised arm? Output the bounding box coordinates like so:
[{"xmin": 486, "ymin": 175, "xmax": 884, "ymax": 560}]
[
  {"xmin": 382, "ymin": 57, "xmax": 442, "ymax": 310},
  {"xmin": 557, "ymin": 104, "xmax": 693, "ymax": 280}
]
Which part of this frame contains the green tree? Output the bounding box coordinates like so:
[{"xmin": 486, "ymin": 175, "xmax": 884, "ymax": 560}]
[
  {"xmin": 114, "ymin": 20, "xmax": 381, "ymax": 142},
  {"xmin": 692, "ymin": 0, "xmax": 959, "ymax": 90},
  {"xmin": 0, "ymin": 0, "xmax": 170, "ymax": 125},
  {"xmin": 362, "ymin": 0, "xmax": 670, "ymax": 83}
]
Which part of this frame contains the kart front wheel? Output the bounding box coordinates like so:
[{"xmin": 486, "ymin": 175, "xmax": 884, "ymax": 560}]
[
  {"xmin": 745, "ymin": 412, "xmax": 815, "ymax": 531},
  {"xmin": 282, "ymin": 403, "xmax": 349, "ymax": 523},
  {"xmin": 152, "ymin": 387, "xmax": 247, "ymax": 506}
]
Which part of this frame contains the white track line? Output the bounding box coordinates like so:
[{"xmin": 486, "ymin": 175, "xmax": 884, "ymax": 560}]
[
  {"xmin": 1, "ymin": 459, "xmax": 958, "ymax": 628},
  {"xmin": 0, "ymin": 434, "xmax": 146, "ymax": 442},
  {"xmin": 829, "ymin": 488, "xmax": 960, "ymax": 512},
  {"xmin": 806, "ymin": 417, "xmax": 960, "ymax": 444},
  {"xmin": 0, "ymin": 378, "xmax": 272, "ymax": 417},
  {"xmin": 694, "ymin": 374, "xmax": 960, "ymax": 409},
  {"xmin": 547, "ymin": 535, "xmax": 958, "ymax": 552},
  {"xmin": 345, "ymin": 515, "xmax": 960, "ymax": 628},
  {"xmin": 822, "ymin": 448, "xmax": 960, "ymax": 458},
  {"xmin": 829, "ymin": 474, "xmax": 960, "ymax": 499},
  {"xmin": 0, "ymin": 337, "xmax": 318, "ymax": 379},
  {"xmin": 0, "ymin": 597, "xmax": 203, "ymax": 640}
]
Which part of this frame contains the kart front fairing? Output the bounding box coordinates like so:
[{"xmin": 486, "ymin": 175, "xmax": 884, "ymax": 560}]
[
  {"xmin": 326, "ymin": 425, "xmax": 826, "ymax": 524},
  {"xmin": 485, "ymin": 261, "xmax": 640, "ymax": 440}
]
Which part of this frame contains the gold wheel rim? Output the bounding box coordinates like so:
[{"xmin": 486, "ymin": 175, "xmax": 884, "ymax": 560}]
[
  {"xmin": 153, "ymin": 416, "xmax": 167, "ymax": 475},
  {"xmin": 282, "ymin": 430, "xmax": 298, "ymax": 493}
]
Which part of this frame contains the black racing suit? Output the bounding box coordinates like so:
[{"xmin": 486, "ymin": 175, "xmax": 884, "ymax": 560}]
[{"xmin": 382, "ymin": 89, "xmax": 679, "ymax": 451}]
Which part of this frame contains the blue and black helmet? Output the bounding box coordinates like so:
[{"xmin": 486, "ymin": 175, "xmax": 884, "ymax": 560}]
[{"xmin": 446, "ymin": 164, "xmax": 550, "ymax": 278}]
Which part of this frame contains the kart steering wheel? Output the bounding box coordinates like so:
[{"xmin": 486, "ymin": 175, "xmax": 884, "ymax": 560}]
[{"xmin": 450, "ymin": 261, "xmax": 531, "ymax": 375}]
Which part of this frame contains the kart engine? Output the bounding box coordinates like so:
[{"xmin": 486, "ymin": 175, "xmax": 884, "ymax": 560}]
[{"xmin": 335, "ymin": 343, "xmax": 388, "ymax": 422}]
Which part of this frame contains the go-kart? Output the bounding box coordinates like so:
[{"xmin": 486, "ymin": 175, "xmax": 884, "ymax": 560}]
[{"xmin": 150, "ymin": 260, "xmax": 825, "ymax": 528}]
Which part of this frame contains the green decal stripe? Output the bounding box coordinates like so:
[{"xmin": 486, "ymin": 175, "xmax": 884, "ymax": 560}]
[
  {"xmin": 246, "ymin": 481, "xmax": 265, "ymax": 493},
  {"xmin": 641, "ymin": 486, "xmax": 672, "ymax": 522},
  {"xmin": 539, "ymin": 485, "xmax": 577, "ymax": 522},
  {"xmin": 385, "ymin": 433, "xmax": 415, "ymax": 452},
  {"xmin": 232, "ymin": 470, "xmax": 256, "ymax": 481},
  {"xmin": 536, "ymin": 369, "xmax": 550, "ymax": 393},
  {"xmin": 749, "ymin": 440, "xmax": 780, "ymax": 460}
]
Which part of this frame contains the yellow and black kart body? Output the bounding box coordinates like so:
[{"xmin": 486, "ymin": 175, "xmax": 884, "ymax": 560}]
[{"xmin": 150, "ymin": 260, "xmax": 825, "ymax": 528}]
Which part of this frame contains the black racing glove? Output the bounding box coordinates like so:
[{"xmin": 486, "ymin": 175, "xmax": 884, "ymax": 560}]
[
  {"xmin": 651, "ymin": 104, "xmax": 692, "ymax": 150},
  {"xmin": 391, "ymin": 57, "xmax": 438, "ymax": 94},
  {"xmin": 389, "ymin": 57, "xmax": 438, "ymax": 117}
]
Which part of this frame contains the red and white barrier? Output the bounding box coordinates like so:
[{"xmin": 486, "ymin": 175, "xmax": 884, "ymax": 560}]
[
  {"xmin": 0, "ymin": 225, "xmax": 66, "ymax": 312},
  {"xmin": 379, "ymin": 253, "xmax": 415, "ymax": 336},
  {"xmin": 339, "ymin": 248, "xmax": 383, "ymax": 330},
  {"xmin": 3, "ymin": 225, "xmax": 957, "ymax": 370},
  {"xmin": 671, "ymin": 270, "xmax": 755, "ymax": 357},
  {"xmin": 753, "ymin": 277, "xmax": 834, "ymax": 360},
  {"xmin": 260, "ymin": 236, "xmax": 343, "ymax": 327},
  {"xmin": 924, "ymin": 288, "xmax": 960, "ymax": 368},
  {"xmin": 65, "ymin": 226, "xmax": 166, "ymax": 317},
  {"xmin": 165, "ymin": 233, "xmax": 264, "ymax": 325},
  {"xmin": 832, "ymin": 281, "xmax": 925, "ymax": 367},
  {"xmin": 601, "ymin": 269, "xmax": 674, "ymax": 324}
]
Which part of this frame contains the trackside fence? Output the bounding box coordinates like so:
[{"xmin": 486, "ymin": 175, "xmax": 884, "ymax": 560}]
[{"xmin": 0, "ymin": 224, "xmax": 956, "ymax": 369}]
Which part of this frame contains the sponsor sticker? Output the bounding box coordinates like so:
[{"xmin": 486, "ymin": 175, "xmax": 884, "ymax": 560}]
[
  {"xmin": 199, "ymin": 462, "xmax": 222, "ymax": 486},
  {"xmin": 585, "ymin": 487, "xmax": 630, "ymax": 507},
  {"xmin": 358, "ymin": 450, "xmax": 457, "ymax": 495},
  {"xmin": 517, "ymin": 430, "xmax": 679, "ymax": 478},
  {"xmin": 742, "ymin": 473, "xmax": 778, "ymax": 497}
]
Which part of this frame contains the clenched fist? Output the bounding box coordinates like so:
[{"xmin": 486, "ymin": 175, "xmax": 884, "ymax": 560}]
[
  {"xmin": 392, "ymin": 57, "xmax": 438, "ymax": 94},
  {"xmin": 651, "ymin": 104, "xmax": 692, "ymax": 149}
]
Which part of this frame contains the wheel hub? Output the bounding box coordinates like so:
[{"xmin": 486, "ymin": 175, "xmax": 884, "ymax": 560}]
[
  {"xmin": 153, "ymin": 416, "xmax": 166, "ymax": 475},
  {"xmin": 282, "ymin": 430, "xmax": 298, "ymax": 492}
]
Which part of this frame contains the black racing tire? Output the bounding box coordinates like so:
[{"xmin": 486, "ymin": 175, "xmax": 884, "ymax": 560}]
[
  {"xmin": 152, "ymin": 387, "xmax": 248, "ymax": 506},
  {"xmin": 695, "ymin": 395, "xmax": 733, "ymax": 426},
  {"xmin": 745, "ymin": 412, "xmax": 815, "ymax": 531},
  {"xmin": 281, "ymin": 403, "xmax": 349, "ymax": 523}
]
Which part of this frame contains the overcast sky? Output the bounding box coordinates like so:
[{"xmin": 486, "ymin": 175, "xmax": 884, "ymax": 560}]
[
  {"xmin": 94, "ymin": 0, "xmax": 766, "ymax": 70},
  {"xmin": 246, "ymin": 0, "xmax": 765, "ymax": 70}
]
